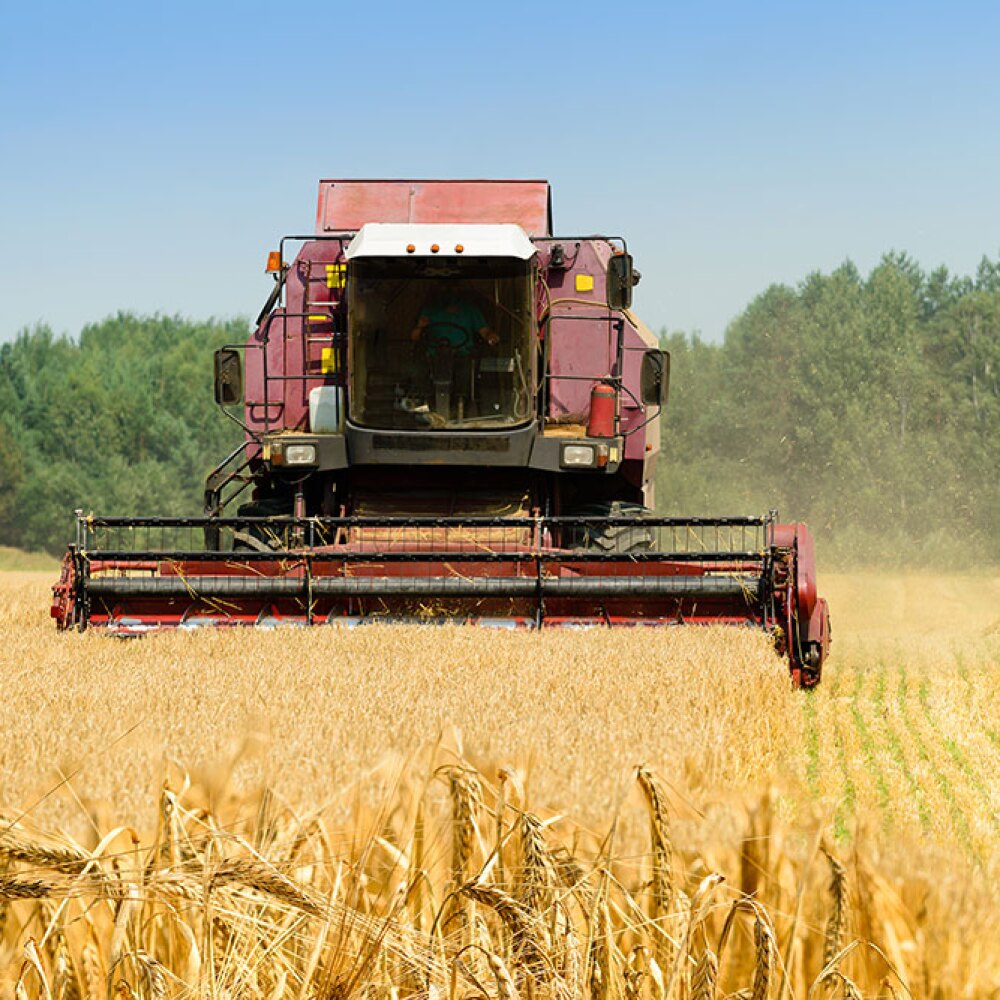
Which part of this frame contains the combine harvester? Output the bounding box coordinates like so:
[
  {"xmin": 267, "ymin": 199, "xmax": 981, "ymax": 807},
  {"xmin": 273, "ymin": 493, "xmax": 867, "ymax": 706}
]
[{"xmin": 51, "ymin": 180, "xmax": 830, "ymax": 686}]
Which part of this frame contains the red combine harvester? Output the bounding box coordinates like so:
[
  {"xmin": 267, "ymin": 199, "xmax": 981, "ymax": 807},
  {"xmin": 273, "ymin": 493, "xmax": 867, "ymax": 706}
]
[{"xmin": 51, "ymin": 179, "xmax": 830, "ymax": 686}]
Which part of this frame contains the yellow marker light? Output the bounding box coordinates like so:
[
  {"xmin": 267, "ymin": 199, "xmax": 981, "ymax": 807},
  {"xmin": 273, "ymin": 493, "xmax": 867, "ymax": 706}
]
[
  {"xmin": 575, "ymin": 274, "xmax": 595, "ymax": 293},
  {"xmin": 430, "ymin": 243, "xmax": 440, "ymax": 253},
  {"xmin": 266, "ymin": 250, "xmax": 282, "ymax": 273},
  {"xmin": 406, "ymin": 244, "xmax": 416, "ymax": 253},
  {"xmin": 321, "ymin": 347, "xmax": 338, "ymax": 374},
  {"xmin": 325, "ymin": 263, "xmax": 346, "ymax": 289},
  {"xmin": 455, "ymin": 244, "xmax": 464, "ymax": 253}
]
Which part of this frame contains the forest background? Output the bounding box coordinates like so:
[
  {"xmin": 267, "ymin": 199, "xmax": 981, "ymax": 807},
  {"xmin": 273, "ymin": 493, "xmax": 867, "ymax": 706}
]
[{"xmin": 1, "ymin": 251, "xmax": 997, "ymax": 566}]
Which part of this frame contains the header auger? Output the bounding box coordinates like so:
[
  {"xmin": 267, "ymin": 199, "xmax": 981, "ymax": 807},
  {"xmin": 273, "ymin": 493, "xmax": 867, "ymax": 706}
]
[{"xmin": 51, "ymin": 179, "xmax": 830, "ymax": 686}]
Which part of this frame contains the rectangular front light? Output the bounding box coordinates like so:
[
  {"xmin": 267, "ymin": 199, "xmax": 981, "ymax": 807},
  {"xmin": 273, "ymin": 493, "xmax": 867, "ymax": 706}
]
[
  {"xmin": 561, "ymin": 444, "xmax": 597, "ymax": 468},
  {"xmin": 285, "ymin": 444, "xmax": 317, "ymax": 465}
]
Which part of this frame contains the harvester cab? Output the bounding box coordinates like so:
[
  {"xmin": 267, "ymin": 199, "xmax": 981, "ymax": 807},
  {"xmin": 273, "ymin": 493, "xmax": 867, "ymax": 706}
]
[
  {"xmin": 51, "ymin": 179, "xmax": 831, "ymax": 686},
  {"xmin": 346, "ymin": 224, "xmax": 534, "ymax": 430}
]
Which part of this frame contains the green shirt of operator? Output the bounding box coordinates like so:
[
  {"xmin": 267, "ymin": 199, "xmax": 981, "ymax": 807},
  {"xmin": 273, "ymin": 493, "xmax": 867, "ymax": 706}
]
[{"xmin": 410, "ymin": 302, "xmax": 499, "ymax": 355}]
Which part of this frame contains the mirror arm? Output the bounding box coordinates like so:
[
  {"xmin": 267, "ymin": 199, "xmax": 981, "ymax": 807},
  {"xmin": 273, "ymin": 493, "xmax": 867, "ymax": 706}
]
[
  {"xmin": 217, "ymin": 401, "xmax": 261, "ymax": 443},
  {"xmin": 620, "ymin": 402, "xmax": 663, "ymax": 439}
]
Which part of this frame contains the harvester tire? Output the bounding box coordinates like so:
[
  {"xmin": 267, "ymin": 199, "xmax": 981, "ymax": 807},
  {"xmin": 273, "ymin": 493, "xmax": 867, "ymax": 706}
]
[
  {"xmin": 568, "ymin": 502, "xmax": 655, "ymax": 554},
  {"xmin": 234, "ymin": 498, "xmax": 294, "ymax": 550},
  {"xmin": 231, "ymin": 531, "xmax": 275, "ymax": 553},
  {"xmin": 797, "ymin": 641, "xmax": 823, "ymax": 688}
]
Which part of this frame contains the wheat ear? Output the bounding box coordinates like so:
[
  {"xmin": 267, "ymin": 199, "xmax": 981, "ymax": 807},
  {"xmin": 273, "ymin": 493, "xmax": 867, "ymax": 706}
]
[{"xmin": 822, "ymin": 849, "xmax": 847, "ymax": 967}]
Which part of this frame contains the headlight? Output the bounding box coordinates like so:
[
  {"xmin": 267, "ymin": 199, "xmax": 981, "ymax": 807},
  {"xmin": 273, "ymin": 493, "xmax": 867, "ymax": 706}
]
[
  {"xmin": 285, "ymin": 444, "xmax": 317, "ymax": 465},
  {"xmin": 561, "ymin": 444, "xmax": 597, "ymax": 468}
]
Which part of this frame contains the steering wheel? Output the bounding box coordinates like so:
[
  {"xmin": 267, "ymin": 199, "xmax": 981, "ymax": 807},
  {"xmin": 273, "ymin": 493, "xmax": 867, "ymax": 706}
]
[{"xmin": 426, "ymin": 320, "xmax": 474, "ymax": 353}]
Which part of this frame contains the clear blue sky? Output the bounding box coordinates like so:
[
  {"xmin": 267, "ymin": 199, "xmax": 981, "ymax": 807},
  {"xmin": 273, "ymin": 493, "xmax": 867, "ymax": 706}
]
[{"xmin": 2, "ymin": 0, "xmax": 998, "ymax": 342}]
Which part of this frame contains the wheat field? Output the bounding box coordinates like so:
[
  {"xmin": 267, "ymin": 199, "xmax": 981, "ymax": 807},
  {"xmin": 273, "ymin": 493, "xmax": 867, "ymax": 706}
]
[{"xmin": 1, "ymin": 569, "xmax": 998, "ymax": 997}]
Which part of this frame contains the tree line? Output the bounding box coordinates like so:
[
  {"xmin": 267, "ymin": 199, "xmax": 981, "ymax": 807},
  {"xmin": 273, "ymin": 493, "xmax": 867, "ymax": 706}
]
[
  {"xmin": 0, "ymin": 253, "xmax": 997, "ymax": 564},
  {"xmin": 0, "ymin": 314, "xmax": 244, "ymax": 553},
  {"xmin": 656, "ymin": 253, "xmax": 999, "ymax": 565}
]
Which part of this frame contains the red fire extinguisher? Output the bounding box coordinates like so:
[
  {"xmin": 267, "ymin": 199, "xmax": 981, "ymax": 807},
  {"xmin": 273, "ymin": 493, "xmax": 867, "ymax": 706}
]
[{"xmin": 587, "ymin": 382, "xmax": 617, "ymax": 438}]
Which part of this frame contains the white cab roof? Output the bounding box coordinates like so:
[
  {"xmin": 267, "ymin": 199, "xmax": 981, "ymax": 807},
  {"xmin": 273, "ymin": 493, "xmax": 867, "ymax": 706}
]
[{"xmin": 345, "ymin": 223, "xmax": 536, "ymax": 259}]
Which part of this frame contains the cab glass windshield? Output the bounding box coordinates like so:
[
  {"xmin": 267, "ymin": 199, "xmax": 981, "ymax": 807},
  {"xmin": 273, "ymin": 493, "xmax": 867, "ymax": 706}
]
[{"xmin": 349, "ymin": 257, "xmax": 534, "ymax": 429}]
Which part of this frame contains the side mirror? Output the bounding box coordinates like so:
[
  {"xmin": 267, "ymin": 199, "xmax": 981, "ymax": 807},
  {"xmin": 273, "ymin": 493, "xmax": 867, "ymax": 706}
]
[
  {"xmin": 606, "ymin": 252, "xmax": 634, "ymax": 310},
  {"xmin": 640, "ymin": 349, "xmax": 670, "ymax": 407},
  {"xmin": 214, "ymin": 348, "xmax": 243, "ymax": 406}
]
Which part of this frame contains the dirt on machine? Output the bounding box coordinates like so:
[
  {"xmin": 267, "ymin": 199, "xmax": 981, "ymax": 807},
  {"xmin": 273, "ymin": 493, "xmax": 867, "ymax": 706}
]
[{"xmin": 51, "ymin": 179, "xmax": 831, "ymax": 686}]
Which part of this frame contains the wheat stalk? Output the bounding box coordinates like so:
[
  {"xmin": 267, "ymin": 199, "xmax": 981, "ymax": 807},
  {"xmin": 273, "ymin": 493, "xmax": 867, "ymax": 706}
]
[
  {"xmin": 459, "ymin": 880, "xmax": 552, "ymax": 982},
  {"xmin": 625, "ymin": 947, "xmax": 648, "ymax": 1000},
  {"xmin": 518, "ymin": 812, "xmax": 553, "ymax": 919},
  {"xmin": 54, "ymin": 937, "xmax": 81, "ymax": 1000},
  {"xmin": 0, "ymin": 831, "xmax": 91, "ymax": 875},
  {"xmin": 0, "ymin": 873, "xmax": 59, "ymax": 899},
  {"xmin": 587, "ymin": 873, "xmax": 613, "ymax": 1000},
  {"xmin": 22, "ymin": 938, "xmax": 53, "ymax": 1000},
  {"xmin": 80, "ymin": 942, "xmax": 102, "ymax": 1000},
  {"xmin": 486, "ymin": 950, "xmax": 520, "ymax": 1000},
  {"xmin": 752, "ymin": 912, "xmax": 773, "ymax": 1000},
  {"xmin": 210, "ymin": 858, "xmax": 324, "ymax": 917},
  {"xmin": 636, "ymin": 766, "xmax": 674, "ymax": 915},
  {"xmin": 822, "ymin": 849, "xmax": 848, "ymax": 968},
  {"xmin": 692, "ymin": 948, "xmax": 719, "ymax": 1000},
  {"xmin": 136, "ymin": 950, "xmax": 167, "ymax": 1000},
  {"xmin": 447, "ymin": 768, "xmax": 482, "ymax": 885}
]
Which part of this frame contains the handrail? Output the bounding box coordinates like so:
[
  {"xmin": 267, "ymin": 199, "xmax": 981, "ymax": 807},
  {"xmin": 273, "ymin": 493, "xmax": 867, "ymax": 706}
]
[
  {"xmin": 203, "ymin": 441, "xmax": 257, "ymax": 519},
  {"xmin": 247, "ymin": 309, "xmax": 345, "ymax": 433},
  {"xmin": 541, "ymin": 308, "xmax": 625, "ymax": 432}
]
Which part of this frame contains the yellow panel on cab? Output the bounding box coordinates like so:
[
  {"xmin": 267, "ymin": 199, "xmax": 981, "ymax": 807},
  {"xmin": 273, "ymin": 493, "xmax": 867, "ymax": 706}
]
[{"xmin": 575, "ymin": 274, "xmax": 594, "ymax": 293}]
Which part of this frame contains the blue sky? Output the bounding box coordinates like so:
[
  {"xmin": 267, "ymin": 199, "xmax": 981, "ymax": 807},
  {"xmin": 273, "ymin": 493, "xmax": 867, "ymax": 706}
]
[{"xmin": 2, "ymin": 0, "xmax": 998, "ymax": 342}]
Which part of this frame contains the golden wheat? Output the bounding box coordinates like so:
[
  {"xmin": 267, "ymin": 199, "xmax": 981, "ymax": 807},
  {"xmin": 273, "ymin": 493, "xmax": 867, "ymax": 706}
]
[
  {"xmin": 0, "ymin": 574, "xmax": 798, "ymax": 836},
  {"xmin": 0, "ymin": 753, "xmax": 983, "ymax": 999},
  {"xmin": 1, "ymin": 570, "xmax": 999, "ymax": 997}
]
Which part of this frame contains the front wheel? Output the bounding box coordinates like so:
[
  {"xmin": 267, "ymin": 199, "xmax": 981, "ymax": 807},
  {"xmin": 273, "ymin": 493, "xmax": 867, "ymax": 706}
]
[
  {"xmin": 798, "ymin": 641, "xmax": 823, "ymax": 688},
  {"xmin": 566, "ymin": 501, "xmax": 655, "ymax": 553}
]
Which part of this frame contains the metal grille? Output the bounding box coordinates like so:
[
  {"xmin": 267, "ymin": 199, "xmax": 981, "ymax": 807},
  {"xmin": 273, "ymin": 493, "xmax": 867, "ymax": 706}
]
[{"xmin": 75, "ymin": 514, "xmax": 771, "ymax": 565}]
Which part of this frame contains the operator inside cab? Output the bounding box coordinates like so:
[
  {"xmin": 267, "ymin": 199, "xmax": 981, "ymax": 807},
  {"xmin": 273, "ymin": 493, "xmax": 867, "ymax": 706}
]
[{"xmin": 409, "ymin": 297, "xmax": 500, "ymax": 422}]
